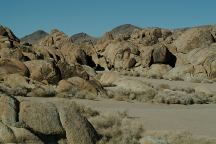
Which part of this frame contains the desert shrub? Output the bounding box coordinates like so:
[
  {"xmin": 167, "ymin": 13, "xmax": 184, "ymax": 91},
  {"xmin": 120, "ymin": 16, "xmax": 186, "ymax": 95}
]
[
  {"xmin": 154, "ymin": 89, "xmax": 211, "ymax": 105},
  {"xmin": 169, "ymin": 76, "xmax": 184, "ymax": 81},
  {"xmin": 102, "ymin": 83, "xmax": 116, "ymax": 87},
  {"xmin": 147, "ymin": 74, "xmax": 164, "ymax": 79},
  {"xmin": 75, "ymin": 104, "xmax": 100, "ymax": 118},
  {"xmin": 172, "ymin": 86, "xmax": 195, "ymax": 93},
  {"xmin": 132, "ymin": 71, "xmax": 140, "ymax": 77},
  {"xmin": 129, "ymin": 72, "xmax": 134, "ymax": 76},
  {"xmin": 201, "ymin": 79, "xmax": 214, "ymax": 84},
  {"xmin": 106, "ymin": 87, "xmax": 156, "ymax": 103},
  {"xmin": 156, "ymin": 84, "xmax": 170, "ymax": 91},
  {"xmin": 89, "ymin": 111, "xmax": 144, "ymax": 144}
]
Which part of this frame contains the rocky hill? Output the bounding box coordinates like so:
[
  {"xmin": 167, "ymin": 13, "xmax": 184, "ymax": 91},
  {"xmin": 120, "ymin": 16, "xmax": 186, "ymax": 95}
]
[
  {"xmin": 70, "ymin": 32, "xmax": 97, "ymax": 45},
  {"xmin": 20, "ymin": 30, "xmax": 48, "ymax": 44},
  {"xmin": 109, "ymin": 24, "xmax": 141, "ymax": 38}
]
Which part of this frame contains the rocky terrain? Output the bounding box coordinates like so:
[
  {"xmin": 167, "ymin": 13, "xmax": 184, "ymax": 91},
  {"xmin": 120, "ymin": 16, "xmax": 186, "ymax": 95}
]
[{"xmin": 0, "ymin": 23, "xmax": 216, "ymax": 143}]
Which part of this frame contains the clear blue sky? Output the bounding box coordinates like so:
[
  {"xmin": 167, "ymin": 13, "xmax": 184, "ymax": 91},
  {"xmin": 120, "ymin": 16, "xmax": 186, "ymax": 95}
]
[{"xmin": 0, "ymin": 0, "xmax": 215, "ymax": 38}]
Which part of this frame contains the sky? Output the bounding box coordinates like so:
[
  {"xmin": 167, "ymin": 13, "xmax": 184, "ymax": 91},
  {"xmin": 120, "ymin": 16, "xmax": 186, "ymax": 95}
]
[{"xmin": 0, "ymin": 0, "xmax": 216, "ymax": 38}]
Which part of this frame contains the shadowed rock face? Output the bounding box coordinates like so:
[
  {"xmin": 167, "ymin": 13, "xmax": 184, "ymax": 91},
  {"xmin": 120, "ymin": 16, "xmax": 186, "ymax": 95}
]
[{"xmin": 20, "ymin": 30, "xmax": 48, "ymax": 44}]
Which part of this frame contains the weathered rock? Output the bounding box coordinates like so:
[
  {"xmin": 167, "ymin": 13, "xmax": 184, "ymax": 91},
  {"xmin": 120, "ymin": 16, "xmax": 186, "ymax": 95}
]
[
  {"xmin": 0, "ymin": 25, "xmax": 20, "ymax": 47},
  {"xmin": 163, "ymin": 64, "xmax": 194, "ymax": 80},
  {"xmin": 147, "ymin": 64, "xmax": 172, "ymax": 78},
  {"xmin": 102, "ymin": 41, "xmax": 139, "ymax": 69},
  {"xmin": 57, "ymin": 103, "xmax": 99, "ymax": 144},
  {"xmin": 56, "ymin": 79, "xmax": 74, "ymax": 93},
  {"xmin": 99, "ymin": 72, "xmax": 121, "ymax": 85},
  {"xmin": 11, "ymin": 126, "xmax": 44, "ymax": 144},
  {"xmin": 60, "ymin": 43, "xmax": 88, "ymax": 65},
  {"xmin": 187, "ymin": 46, "xmax": 216, "ymax": 78},
  {"xmin": 131, "ymin": 28, "xmax": 172, "ymax": 46},
  {"xmin": 82, "ymin": 65, "xmax": 97, "ymax": 77},
  {"xmin": 67, "ymin": 77, "xmax": 98, "ymax": 96},
  {"xmin": 0, "ymin": 58, "xmax": 30, "ymax": 77},
  {"xmin": 24, "ymin": 60, "xmax": 61, "ymax": 84},
  {"xmin": 152, "ymin": 44, "xmax": 176, "ymax": 67},
  {"xmin": 57, "ymin": 61, "xmax": 89, "ymax": 80},
  {"xmin": 140, "ymin": 45, "xmax": 176, "ymax": 68},
  {"xmin": 0, "ymin": 122, "xmax": 16, "ymax": 143},
  {"xmin": 173, "ymin": 28, "xmax": 214, "ymax": 53},
  {"xmin": 19, "ymin": 101, "xmax": 64, "ymax": 135},
  {"xmin": 140, "ymin": 46, "xmax": 154, "ymax": 68},
  {"xmin": 3, "ymin": 73, "xmax": 31, "ymax": 89},
  {"xmin": 0, "ymin": 96, "xmax": 19, "ymax": 125},
  {"xmin": 27, "ymin": 85, "xmax": 56, "ymax": 97}
]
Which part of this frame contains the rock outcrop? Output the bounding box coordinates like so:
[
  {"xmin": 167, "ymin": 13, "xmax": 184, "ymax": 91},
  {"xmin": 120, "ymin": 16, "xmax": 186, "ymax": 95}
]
[{"xmin": 0, "ymin": 96, "xmax": 100, "ymax": 144}]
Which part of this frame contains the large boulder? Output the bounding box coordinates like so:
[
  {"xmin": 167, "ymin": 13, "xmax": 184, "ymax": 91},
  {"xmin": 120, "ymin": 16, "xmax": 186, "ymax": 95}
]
[
  {"xmin": 18, "ymin": 98, "xmax": 100, "ymax": 144},
  {"xmin": 38, "ymin": 29, "xmax": 68, "ymax": 47},
  {"xmin": 173, "ymin": 27, "xmax": 214, "ymax": 53},
  {"xmin": 0, "ymin": 58, "xmax": 30, "ymax": 78},
  {"xmin": 24, "ymin": 60, "xmax": 61, "ymax": 84},
  {"xmin": 0, "ymin": 122, "xmax": 16, "ymax": 143},
  {"xmin": 0, "ymin": 96, "xmax": 19, "ymax": 125},
  {"xmin": 152, "ymin": 44, "xmax": 176, "ymax": 67},
  {"xmin": 131, "ymin": 28, "xmax": 172, "ymax": 46},
  {"xmin": 187, "ymin": 46, "xmax": 216, "ymax": 78},
  {"xmin": 163, "ymin": 64, "xmax": 194, "ymax": 80},
  {"xmin": 56, "ymin": 76, "xmax": 106, "ymax": 98},
  {"xmin": 140, "ymin": 45, "xmax": 176, "ymax": 68},
  {"xmin": 3, "ymin": 74, "xmax": 31, "ymax": 89},
  {"xmin": 62, "ymin": 45, "xmax": 88, "ymax": 65},
  {"xmin": 99, "ymin": 72, "xmax": 121, "ymax": 86},
  {"xmin": 57, "ymin": 102, "xmax": 99, "ymax": 144},
  {"xmin": 102, "ymin": 41, "xmax": 139, "ymax": 69},
  {"xmin": 0, "ymin": 96, "xmax": 100, "ymax": 144},
  {"xmin": 56, "ymin": 61, "xmax": 89, "ymax": 80},
  {"xmin": 147, "ymin": 64, "xmax": 172, "ymax": 78},
  {"xmin": 19, "ymin": 101, "xmax": 64, "ymax": 135},
  {"xmin": 0, "ymin": 122, "xmax": 43, "ymax": 144},
  {"xmin": 67, "ymin": 77, "xmax": 98, "ymax": 95}
]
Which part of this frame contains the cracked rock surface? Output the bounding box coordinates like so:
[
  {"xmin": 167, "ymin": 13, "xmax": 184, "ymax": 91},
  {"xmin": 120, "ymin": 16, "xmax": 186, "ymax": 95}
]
[{"xmin": 0, "ymin": 96, "xmax": 99, "ymax": 144}]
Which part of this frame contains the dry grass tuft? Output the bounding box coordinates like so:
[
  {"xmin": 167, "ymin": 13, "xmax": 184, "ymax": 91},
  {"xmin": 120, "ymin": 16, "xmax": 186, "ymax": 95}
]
[{"xmin": 89, "ymin": 111, "xmax": 144, "ymax": 144}]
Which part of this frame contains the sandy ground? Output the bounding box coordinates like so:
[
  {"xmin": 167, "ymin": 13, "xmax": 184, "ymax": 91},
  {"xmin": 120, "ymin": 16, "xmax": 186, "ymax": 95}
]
[
  {"xmin": 131, "ymin": 76, "xmax": 216, "ymax": 93},
  {"xmin": 73, "ymin": 75, "xmax": 216, "ymax": 139},
  {"xmin": 74, "ymin": 98, "xmax": 216, "ymax": 139}
]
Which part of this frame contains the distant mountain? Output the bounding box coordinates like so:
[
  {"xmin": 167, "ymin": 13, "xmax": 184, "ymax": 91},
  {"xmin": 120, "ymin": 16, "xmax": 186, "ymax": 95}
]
[
  {"xmin": 21, "ymin": 30, "xmax": 48, "ymax": 44},
  {"xmin": 70, "ymin": 32, "xmax": 97, "ymax": 45},
  {"xmin": 109, "ymin": 24, "xmax": 141, "ymax": 37}
]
